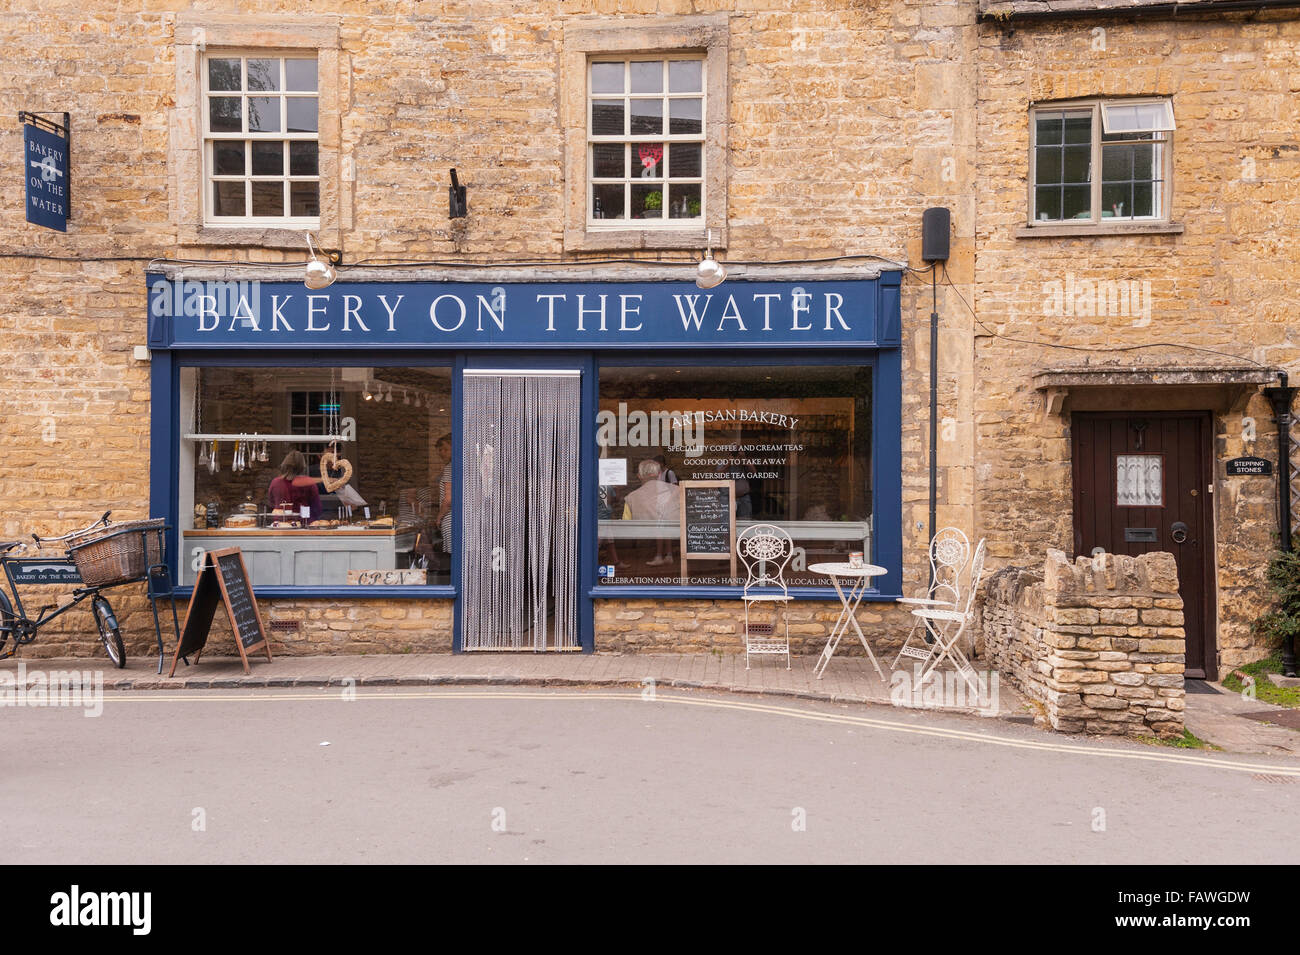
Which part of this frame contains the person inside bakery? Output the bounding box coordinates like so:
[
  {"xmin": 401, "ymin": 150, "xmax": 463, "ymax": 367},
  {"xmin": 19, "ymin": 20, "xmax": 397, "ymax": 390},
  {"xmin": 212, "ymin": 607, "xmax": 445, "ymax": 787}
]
[{"xmin": 268, "ymin": 450, "xmax": 322, "ymax": 524}]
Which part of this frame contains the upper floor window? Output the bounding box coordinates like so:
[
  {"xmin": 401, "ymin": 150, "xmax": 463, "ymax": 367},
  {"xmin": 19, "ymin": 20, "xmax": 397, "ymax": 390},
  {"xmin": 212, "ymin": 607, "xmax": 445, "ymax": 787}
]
[
  {"xmin": 203, "ymin": 54, "xmax": 320, "ymax": 224},
  {"xmin": 588, "ymin": 56, "xmax": 706, "ymax": 226},
  {"xmin": 1031, "ymin": 99, "xmax": 1174, "ymax": 224}
]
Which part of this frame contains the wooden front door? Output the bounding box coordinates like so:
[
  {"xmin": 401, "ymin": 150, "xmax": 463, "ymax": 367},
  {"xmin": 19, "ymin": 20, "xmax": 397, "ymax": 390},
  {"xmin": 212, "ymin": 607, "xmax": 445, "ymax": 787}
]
[{"xmin": 1072, "ymin": 412, "xmax": 1217, "ymax": 678}]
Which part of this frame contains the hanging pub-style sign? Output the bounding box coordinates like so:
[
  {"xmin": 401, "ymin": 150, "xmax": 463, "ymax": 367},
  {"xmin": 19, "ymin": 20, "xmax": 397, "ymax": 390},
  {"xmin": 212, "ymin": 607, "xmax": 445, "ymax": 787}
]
[{"xmin": 21, "ymin": 111, "xmax": 70, "ymax": 232}]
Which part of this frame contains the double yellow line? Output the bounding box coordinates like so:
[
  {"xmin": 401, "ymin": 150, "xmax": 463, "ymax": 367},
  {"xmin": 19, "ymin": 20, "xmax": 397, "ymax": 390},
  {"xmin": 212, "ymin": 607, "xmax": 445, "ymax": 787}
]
[{"xmin": 98, "ymin": 688, "xmax": 1300, "ymax": 777}]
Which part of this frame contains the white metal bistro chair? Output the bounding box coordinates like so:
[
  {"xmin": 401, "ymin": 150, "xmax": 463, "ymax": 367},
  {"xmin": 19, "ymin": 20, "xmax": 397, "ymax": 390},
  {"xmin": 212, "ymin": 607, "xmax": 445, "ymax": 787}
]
[
  {"xmin": 737, "ymin": 523, "xmax": 795, "ymax": 670},
  {"xmin": 910, "ymin": 538, "xmax": 987, "ymax": 693},
  {"xmin": 891, "ymin": 527, "xmax": 970, "ymax": 669}
]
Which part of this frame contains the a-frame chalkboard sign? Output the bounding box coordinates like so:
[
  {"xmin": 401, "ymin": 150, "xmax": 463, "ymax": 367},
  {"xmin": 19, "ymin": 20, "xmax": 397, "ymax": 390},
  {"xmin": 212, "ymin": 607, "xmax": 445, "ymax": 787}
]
[{"xmin": 169, "ymin": 547, "xmax": 272, "ymax": 676}]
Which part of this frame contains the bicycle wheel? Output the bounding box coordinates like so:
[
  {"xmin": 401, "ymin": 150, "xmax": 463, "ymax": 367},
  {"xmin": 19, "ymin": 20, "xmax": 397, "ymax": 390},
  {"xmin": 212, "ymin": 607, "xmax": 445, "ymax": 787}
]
[
  {"xmin": 0, "ymin": 589, "xmax": 14, "ymax": 658},
  {"xmin": 92, "ymin": 595, "xmax": 126, "ymax": 668}
]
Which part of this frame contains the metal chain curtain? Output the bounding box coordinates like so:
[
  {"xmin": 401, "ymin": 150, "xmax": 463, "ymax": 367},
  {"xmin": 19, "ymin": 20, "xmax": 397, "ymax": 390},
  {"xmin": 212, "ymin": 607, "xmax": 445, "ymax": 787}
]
[{"xmin": 461, "ymin": 372, "xmax": 580, "ymax": 650}]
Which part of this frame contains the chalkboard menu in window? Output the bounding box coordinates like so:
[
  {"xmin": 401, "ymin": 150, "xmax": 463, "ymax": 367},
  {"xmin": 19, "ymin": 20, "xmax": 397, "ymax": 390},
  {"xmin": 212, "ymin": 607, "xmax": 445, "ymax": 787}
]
[
  {"xmin": 169, "ymin": 547, "xmax": 272, "ymax": 677},
  {"xmin": 679, "ymin": 480, "xmax": 737, "ymax": 583}
]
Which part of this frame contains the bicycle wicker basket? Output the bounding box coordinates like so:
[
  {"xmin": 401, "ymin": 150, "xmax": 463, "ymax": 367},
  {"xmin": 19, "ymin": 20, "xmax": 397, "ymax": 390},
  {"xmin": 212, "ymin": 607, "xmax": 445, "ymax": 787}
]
[{"xmin": 66, "ymin": 519, "xmax": 166, "ymax": 587}]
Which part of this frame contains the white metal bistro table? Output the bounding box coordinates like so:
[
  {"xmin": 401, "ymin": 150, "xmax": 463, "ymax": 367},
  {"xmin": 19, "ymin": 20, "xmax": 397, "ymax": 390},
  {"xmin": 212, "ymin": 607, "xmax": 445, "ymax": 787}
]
[{"xmin": 809, "ymin": 562, "xmax": 888, "ymax": 679}]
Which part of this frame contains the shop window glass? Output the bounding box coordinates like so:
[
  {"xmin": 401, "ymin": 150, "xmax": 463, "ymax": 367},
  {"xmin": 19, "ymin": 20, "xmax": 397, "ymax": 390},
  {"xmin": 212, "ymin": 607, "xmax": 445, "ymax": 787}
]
[
  {"xmin": 179, "ymin": 367, "xmax": 453, "ymax": 588},
  {"xmin": 596, "ymin": 364, "xmax": 873, "ymax": 587}
]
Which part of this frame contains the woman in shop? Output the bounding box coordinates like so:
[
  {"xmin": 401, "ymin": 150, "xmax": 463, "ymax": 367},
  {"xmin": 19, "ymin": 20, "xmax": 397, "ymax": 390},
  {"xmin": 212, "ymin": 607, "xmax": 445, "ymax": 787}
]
[{"xmin": 268, "ymin": 450, "xmax": 322, "ymax": 524}]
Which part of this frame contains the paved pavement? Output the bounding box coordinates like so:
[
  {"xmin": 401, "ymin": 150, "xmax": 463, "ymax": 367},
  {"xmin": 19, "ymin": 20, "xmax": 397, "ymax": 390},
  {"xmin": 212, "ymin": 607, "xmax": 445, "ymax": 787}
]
[
  {"xmin": 1184, "ymin": 680, "xmax": 1300, "ymax": 757},
  {"xmin": 4, "ymin": 686, "xmax": 1297, "ymax": 864},
  {"xmin": 6, "ymin": 651, "xmax": 1297, "ymax": 754},
  {"xmin": 2, "ymin": 650, "xmax": 1029, "ymax": 719}
]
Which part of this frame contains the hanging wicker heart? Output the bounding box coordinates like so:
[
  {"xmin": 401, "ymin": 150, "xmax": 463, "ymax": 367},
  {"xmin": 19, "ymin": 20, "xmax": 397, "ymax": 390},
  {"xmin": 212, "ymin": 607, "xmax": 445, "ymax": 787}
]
[{"xmin": 319, "ymin": 449, "xmax": 353, "ymax": 493}]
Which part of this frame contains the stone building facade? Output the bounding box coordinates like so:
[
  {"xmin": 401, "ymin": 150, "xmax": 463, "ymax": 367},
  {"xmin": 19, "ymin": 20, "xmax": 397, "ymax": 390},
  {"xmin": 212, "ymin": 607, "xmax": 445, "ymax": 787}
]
[{"xmin": 0, "ymin": 0, "xmax": 1293, "ymax": 682}]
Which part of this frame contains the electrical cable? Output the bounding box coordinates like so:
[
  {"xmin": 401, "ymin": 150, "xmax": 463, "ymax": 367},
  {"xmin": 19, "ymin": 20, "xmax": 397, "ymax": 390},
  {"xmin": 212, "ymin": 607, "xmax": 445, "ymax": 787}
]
[{"xmin": 939, "ymin": 262, "xmax": 1279, "ymax": 373}]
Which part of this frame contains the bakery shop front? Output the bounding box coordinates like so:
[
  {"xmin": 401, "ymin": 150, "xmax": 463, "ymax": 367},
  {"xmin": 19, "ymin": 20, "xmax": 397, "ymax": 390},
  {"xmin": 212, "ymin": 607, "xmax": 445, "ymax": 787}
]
[{"xmin": 146, "ymin": 264, "xmax": 903, "ymax": 652}]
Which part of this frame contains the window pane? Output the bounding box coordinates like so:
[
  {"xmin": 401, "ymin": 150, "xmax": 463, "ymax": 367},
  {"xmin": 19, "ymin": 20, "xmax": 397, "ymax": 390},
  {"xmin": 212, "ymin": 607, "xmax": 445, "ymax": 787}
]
[
  {"xmin": 1062, "ymin": 145, "xmax": 1090, "ymax": 183},
  {"xmin": 1103, "ymin": 101, "xmax": 1173, "ymax": 134},
  {"xmin": 1035, "ymin": 112, "xmax": 1063, "ymax": 146},
  {"xmin": 208, "ymin": 58, "xmax": 242, "ymax": 92},
  {"xmin": 591, "ymin": 99, "xmax": 624, "ymax": 136},
  {"xmin": 1063, "ymin": 113, "xmax": 1092, "ymax": 144},
  {"xmin": 213, "ymin": 141, "xmax": 245, "ymax": 176},
  {"xmin": 631, "ymin": 183, "xmax": 663, "ymax": 219},
  {"xmin": 1116, "ymin": 454, "xmax": 1162, "ymax": 506},
  {"xmin": 669, "ymin": 142, "xmax": 702, "ymax": 178},
  {"xmin": 1102, "ymin": 182, "xmax": 1130, "ymax": 218},
  {"xmin": 595, "ymin": 365, "xmax": 873, "ymax": 588},
  {"xmin": 287, "ymin": 97, "xmax": 318, "ymax": 133},
  {"xmin": 1034, "ymin": 186, "xmax": 1062, "ymax": 221},
  {"xmin": 630, "ymin": 60, "xmax": 663, "ymax": 94},
  {"xmin": 285, "ymin": 58, "xmax": 318, "ymax": 92},
  {"xmin": 1034, "ymin": 146, "xmax": 1062, "ymax": 184},
  {"xmin": 209, "ymin": 96, "xmax": 242, "ymax": 132},
  {"xmin": 592, "ymin": 183, "xmax": 625, "ymax": 220},
  {"xmin": 179, "ymin": 366, "xmax": 455, "ymax": 587},
  {"xmin": 634, "ymin": 142, "xmax": 664, "ymax": 178},
  {"xmin": 669, "ymin": 59, "xmax": 702, "ymax": 93},
  {"xmin": 1132, "ymin": 180, "xmax": 1155, "ymax": 217},
  {"xmin": 668, "ymin": 98, "xmax": 702, "ymax": 135},
  {"xmin": 1062, "ymin": 185, "xmax": 1090, "ymax": 219},
  {"xmin": 247, "ymin": 58, "xmax": 280, "ymax": 91},
  {"xmin": 251, "ymin": 180, "xmax": 284, "ymax": 217},
  {"xmin": 668, "ymin": 183, "xmax": 701, "ymax": 219},
  {"xmin": 251, "ymin": 140, "xmax": 283, "ymax": 176},
  {"xmin": 630, "ymin": 99, "xmax": 663, "ymax": 135},
  {"xmin": 212, "ymin": 180, "xmax": 245, "ymax": 217},
  {"xmin": 590, "ymin": 62, "xmax": 623, "ymax": 94},
  {"xmin": 289, "ymin": 140, "xmax": 319, "ymax": 176},
  {"xmin": 248, "ymin": 97, "xmax": 281, "ymax": 133},
  {"xmin": 290, "ymin": 181, "xmax": 320, "ymax": 217},
  {"xmin": 1132, "ymin": 142, "xmax": 1155, "ymax": 180},
  {"xmin": 1102, "ymin": 144, "xmax": 1133, "ymax": 182},
  {"xmin": 591, "ymin": 143, "xmax": 625, "ymax": 178}
]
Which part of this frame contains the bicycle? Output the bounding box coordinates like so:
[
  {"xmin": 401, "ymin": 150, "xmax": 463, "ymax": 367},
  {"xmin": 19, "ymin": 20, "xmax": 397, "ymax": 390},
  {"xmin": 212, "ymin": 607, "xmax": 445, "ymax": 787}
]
[{"xmin": 0, "ymin": 511, "xmax": 176, "ymax": 670}]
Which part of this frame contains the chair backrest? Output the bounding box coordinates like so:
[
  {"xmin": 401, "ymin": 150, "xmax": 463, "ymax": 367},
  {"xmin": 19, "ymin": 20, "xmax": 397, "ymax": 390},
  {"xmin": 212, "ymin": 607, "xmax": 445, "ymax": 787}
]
[
  {"xmin": 928, "ymin": 526, "xmax": 970, "ymax": 605},
  {"xmin": 737, "ymin": 523, "xmax": 795, "ymax": 598},
  {"xmin": 959, "ymin": 538, "xmax": 987, "ymax": 618}
]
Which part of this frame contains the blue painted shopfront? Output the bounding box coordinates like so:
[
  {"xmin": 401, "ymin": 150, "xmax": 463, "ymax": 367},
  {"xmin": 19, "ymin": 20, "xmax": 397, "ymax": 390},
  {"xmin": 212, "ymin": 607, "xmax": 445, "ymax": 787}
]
[{"xmin": 148, "ymin": 272, "xmax": 904, "ymax": 652}]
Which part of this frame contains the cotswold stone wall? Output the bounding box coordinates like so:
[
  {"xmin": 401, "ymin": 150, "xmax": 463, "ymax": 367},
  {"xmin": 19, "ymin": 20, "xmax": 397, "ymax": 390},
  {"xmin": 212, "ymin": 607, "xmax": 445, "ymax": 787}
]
[{"xmin": 980, "ymin": 549, "xmax": 1186, "ymax": 738}]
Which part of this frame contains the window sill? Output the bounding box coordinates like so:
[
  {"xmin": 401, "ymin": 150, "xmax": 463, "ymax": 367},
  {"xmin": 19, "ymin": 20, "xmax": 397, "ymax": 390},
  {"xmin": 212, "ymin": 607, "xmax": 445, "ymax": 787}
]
[
  {"xmin": 565, "ymin": 227, "xmax": 717, "ymax": 252},
  {"xmin": 590, "ymin": 585, "xmax": 901, "ymax": 602},
  {"xmin": 1016, "ymin": 221, "xmax": 1184, "ymax": 239},
  {"xmin": 181, "ymin": 224, "xmax": 328, "ymax": 250}
]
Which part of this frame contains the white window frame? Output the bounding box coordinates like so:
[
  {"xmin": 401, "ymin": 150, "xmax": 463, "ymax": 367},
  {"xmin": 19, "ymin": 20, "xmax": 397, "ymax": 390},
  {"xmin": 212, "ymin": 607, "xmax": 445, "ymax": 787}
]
[
  {"xmin": 201, "ymin": 51, "xmax": 321, "ymax": 228},
  {"xmin": 1028, "ymin": 97, "xmax": 1175, "ymax": 227},
  {"xmin": 587, "ymin": 54, "xmax": 707, "ymax": 230}
]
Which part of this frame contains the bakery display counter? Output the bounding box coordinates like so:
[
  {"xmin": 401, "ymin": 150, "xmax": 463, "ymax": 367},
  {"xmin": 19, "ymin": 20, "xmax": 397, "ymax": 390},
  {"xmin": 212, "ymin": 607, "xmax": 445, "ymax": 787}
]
[{"xmin": 181, "ymin": 527, "xmax": 418, "ymax": 586}]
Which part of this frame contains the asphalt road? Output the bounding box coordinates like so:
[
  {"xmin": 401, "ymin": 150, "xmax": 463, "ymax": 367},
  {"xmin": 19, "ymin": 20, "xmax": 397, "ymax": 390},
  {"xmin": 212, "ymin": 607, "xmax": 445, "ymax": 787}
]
[{"xmin": 4, "ymin": 687, "xmax": 1297, "ymax": 864}]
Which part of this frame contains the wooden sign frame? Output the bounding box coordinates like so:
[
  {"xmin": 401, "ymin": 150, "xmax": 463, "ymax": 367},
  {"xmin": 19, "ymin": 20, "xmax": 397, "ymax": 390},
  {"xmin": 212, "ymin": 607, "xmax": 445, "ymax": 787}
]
[
  {"xmin": 679, "ymin": 479, "xmax": 737, "ymax": 583},
  {"xmin": 169, "ymin": 547, "xmax": 272, "ymax": 677}
]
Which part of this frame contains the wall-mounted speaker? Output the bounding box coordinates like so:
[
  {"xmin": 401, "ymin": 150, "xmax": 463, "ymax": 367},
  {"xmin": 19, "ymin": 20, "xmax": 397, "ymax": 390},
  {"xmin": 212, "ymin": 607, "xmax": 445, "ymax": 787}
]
[{"xmin": 922, "ymin": 207, "xmax": 951, "ymax": 262}]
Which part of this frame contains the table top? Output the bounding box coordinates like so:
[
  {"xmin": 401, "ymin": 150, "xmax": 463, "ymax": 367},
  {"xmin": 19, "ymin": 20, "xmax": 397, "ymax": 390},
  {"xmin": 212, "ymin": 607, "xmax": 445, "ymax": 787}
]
[{"xmin": 809, "ymin": 561, "xmax": 887, "ymax": 578}]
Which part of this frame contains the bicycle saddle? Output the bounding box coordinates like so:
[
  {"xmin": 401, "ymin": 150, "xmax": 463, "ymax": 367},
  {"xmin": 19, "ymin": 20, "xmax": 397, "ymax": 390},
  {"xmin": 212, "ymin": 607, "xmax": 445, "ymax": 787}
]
[{"xmin": 0, "ymin": 541, "xmax": 22, "ymax": 555}]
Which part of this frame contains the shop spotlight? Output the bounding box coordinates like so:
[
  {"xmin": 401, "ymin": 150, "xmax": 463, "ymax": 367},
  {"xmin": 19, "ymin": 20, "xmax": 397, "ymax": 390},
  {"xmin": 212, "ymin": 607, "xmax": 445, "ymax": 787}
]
[
  {"xmin": 304, "ymin": 232, "xmax": 341, "ymax": 290},
  {"xmin": 695, "ymin": 230, "xmax": 726, "ymax": 290}
]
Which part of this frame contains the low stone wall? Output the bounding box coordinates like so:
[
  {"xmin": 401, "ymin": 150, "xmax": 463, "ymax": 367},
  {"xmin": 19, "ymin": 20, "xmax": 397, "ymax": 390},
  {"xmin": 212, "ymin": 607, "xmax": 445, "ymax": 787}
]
[{"xmin": 980, "ymin": 549, "xmax": 1186, "ymax": 738}]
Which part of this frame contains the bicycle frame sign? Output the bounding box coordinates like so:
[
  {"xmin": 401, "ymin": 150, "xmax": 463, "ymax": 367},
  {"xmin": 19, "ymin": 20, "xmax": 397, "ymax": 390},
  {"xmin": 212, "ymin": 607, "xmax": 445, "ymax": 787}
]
[{"xmin": 7, "ymin": 560, "xmax": 82, "ymax": 586}]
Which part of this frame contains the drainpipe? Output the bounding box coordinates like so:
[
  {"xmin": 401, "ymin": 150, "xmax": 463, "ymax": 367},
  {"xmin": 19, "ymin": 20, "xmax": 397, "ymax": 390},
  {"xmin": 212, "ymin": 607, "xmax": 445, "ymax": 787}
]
[{"xmin": 1264, "ymin": 371, "xmax": 1297, "ymax": 676}]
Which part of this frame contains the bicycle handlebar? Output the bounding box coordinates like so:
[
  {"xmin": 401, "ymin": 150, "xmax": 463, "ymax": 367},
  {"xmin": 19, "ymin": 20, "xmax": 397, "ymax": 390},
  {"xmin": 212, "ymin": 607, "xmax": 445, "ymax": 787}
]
[{"xmin": 31, "ymin": 511, "xmax": 112, "ymax": 546}]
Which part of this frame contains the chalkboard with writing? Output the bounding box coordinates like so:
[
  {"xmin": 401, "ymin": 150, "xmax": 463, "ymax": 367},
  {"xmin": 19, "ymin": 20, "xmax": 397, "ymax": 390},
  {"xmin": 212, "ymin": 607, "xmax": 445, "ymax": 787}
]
[
  {"xmin": 679, "ymin": 480, "xmax": 737, "ymax": 583},
  {"xmin": 169, "ymin": 547, "xmax": 271, "ymax": 677}
]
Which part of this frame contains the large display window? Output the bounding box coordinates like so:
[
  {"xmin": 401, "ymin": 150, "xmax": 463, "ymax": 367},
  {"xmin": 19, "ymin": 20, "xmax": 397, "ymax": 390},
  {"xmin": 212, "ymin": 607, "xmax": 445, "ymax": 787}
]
[
  {"xmin": 177, "ymin": 365, "xmax": 453, "ymax": 587},
  {"xmin": 595, "ymin": 363, "xmax": 873, "ymax": 587}
]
